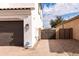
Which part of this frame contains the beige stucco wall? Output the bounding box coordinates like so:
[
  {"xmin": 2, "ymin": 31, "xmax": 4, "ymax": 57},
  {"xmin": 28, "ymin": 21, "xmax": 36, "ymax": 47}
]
[
  {"xmin": 0, "ymin": 10, "xmax": 31, "ymax": 16},
  {"xmin": 56, "ymin": 18, "xmax": 79, "ymax": 40}
]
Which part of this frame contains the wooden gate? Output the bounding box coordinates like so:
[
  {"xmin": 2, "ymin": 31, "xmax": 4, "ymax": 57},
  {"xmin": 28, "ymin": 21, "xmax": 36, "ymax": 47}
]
[
  {"xmin": 41, "ymin": 29, "xmax": 56, "ymax": 39},
  {"xmin": 59, "ymin": 28, "xmax": 73, "ymax": 39}
]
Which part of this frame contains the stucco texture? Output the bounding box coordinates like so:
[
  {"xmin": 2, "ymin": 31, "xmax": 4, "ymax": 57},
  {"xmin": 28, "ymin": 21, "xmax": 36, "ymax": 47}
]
[{"xmin": 56, "ymin": 16, "xmax": 79, "ymax": 40}]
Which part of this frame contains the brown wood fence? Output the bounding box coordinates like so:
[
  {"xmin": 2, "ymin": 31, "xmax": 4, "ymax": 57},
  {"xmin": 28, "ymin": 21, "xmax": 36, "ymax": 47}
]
[
  {"xmin": 41, "ymin": 29, "xmax": 56, "ymax": 39},
  {"xmin": 59, "ymin": 28, "xmax": 73, "ymax": 39}
]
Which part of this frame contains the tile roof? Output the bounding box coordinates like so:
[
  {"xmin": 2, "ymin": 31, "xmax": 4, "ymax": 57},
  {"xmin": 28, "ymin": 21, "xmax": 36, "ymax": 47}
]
[{"xmin": 0, "ymin": 8, "xmax": 30, "ymax": 10}]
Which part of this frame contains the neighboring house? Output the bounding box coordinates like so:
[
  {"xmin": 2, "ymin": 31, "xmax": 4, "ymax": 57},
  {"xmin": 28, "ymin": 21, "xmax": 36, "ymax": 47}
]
[
  {"xmin": 0, "ymin": 3, "xmax": 43, "ymax": 48},
  {"xmin": 56, "ymin": 15, "xmax": 79, "ymax": 40}
]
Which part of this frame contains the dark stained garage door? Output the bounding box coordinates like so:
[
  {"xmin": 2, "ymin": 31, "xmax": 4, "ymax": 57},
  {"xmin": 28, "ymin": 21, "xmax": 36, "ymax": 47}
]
[{"xmin": 0, "ymin": 21, "xmax": 23, "ymax": 46}]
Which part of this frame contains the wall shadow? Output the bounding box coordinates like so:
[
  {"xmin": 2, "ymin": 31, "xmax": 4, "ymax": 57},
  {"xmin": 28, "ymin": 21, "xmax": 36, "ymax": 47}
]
[{"xmin": 48, "ymin": 39, "xmax": 79, "ymax": 55}]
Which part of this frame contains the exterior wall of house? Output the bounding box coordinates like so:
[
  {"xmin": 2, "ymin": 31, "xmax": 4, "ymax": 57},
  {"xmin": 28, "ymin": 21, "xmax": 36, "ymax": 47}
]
[
  {"xmin": 24, "ymin": 16, "xmax": 32, "ymax": 48},
  {"xmin": 31, "ymin": 3, "xmax": 43, "ymax": 47},
  {"xmin": 56, "ymin": 18, "xmax": 79, "ymax": 40}
]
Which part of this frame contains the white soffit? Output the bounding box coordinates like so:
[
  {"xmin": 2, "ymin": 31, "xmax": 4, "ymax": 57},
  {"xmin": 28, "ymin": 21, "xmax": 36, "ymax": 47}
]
[{"xmin": 0, "ymin": 3, "xmax": 35, "ymax": 9}]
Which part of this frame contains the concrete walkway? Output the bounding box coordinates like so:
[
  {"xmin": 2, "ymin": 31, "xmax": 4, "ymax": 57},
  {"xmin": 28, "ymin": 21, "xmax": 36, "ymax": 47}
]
[{"xmin": 0, "ymin": 39, "xmax": 79, "ymax": 56}]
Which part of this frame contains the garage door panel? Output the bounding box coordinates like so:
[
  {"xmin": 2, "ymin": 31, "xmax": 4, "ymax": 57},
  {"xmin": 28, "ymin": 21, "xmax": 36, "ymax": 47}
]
[{"xmin": 0, "ymin": 21, "xmax": 23, "ymax": 46}]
